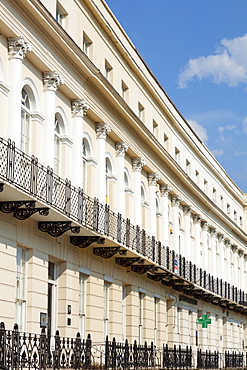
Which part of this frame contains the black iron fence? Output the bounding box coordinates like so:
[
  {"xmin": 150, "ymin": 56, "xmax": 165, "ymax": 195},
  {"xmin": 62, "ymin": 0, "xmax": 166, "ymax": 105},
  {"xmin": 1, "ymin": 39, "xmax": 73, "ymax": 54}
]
[
  {"xmin": 163, "ymin": 344, "xmax": 192, "ymax": 369},
  {"xmin": 0, "ymin": 138, "xmax": 247, "ymax": 310},
  {"xmin": 0, "ymin": 323, "xmax": 246, "ymax": 370},
  {"xmin": 225, "ymin": 351, "xmax": 244, "ymax": 368},
  {"xmin": 197, "ymin": 349, "xmax": 219, "ymax": 369}
]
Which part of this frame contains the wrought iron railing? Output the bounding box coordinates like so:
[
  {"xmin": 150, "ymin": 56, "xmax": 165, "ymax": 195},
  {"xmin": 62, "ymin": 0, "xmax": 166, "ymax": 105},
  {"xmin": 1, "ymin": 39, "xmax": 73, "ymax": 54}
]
[
  {"xmin": 0, "ymin": 322, "xmax": 91, "ymax": 370},
  {"xmin": 0, "ymin": 323, "xmax": 246, "ymax": 370},
  {"xmin": 0, "ymin": 138, "xmax": 247, "ymax": 310},
  {"xmin": 197, "ymin": 349, "xmax": 219, "ymax": 369},
  {"xmin": 163, "ymin": 344, "xmax": 192, "ymax": 369},
  {"xmin": 225, "ymin": 351, "xmax": 244, "ymax": 368}
]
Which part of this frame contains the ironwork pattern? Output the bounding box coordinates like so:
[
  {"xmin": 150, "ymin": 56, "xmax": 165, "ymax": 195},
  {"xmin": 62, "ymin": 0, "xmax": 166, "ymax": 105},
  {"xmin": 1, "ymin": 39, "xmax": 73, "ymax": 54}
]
[
  {"xmin": 225, "ymin": 352, "xmax": 244, "ymax": 368},
  {"xmin": 162, "ymin": 344, "xmax": 192, "ymax": 369},
  {"xmin": 1, "ymin": 323, "xmax": 247, "ymax": 370},
  {"xmin": 197, "ymin": 349, "xmax": 219, "ymax": 369},
  {"xmin": 105, "ymin": 336, "xmax": 156, "ymax": 370},
  {"xmin": 0, "ymin": 138, "xmax": 247, "ymax": 313},
  {"xmin": 0, "ymin": 323, "xmax": 91, "ymax": 370}
]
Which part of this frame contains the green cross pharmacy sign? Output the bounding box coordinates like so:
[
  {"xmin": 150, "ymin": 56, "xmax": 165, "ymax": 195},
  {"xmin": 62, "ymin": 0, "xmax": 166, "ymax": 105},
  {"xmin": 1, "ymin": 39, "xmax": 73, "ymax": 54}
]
[{"xmin": 197, "ymin": 315, "xmax": 211, "ymax": 328}]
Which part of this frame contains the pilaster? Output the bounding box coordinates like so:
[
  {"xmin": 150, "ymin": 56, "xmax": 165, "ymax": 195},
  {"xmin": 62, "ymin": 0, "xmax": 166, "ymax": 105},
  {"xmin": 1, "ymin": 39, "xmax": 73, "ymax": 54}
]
[
  {"xmin": 115, "ymin": 142, "xmax": 128, "ymax": 216},
  {"xmin": 95, "ymin": 123, "xmax": 111, "ymax": 204},
  {"xmin": 7, "ymin": 37, "xmax": 32, "ymax": 146}
]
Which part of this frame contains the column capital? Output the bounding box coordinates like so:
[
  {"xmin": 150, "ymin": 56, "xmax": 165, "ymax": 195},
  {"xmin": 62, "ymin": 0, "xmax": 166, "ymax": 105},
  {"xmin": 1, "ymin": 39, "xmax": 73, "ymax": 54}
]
[
  {"xmin": 147, "ymin": 172, "xmax": 160, "ymax": 186},
  {"xmin": 95, "ymin": 122, "xmax": 111, "ymax": 139},
  {"xmin": 8, "ymin": 37, "xmax": 32, "ymax": 60},
  {"xmin": 171, "ymin": 195, "xmax": 182, "ymax": 206},
  {"xmin": 201, "ymin": 221, "xmax": 208, "ymax": 231},
  {"xmin": 224, "ymin": 239, "xmax": 231, "ymax": 248},
  {"xmin": 115, "ymin": 142, "xmax": 128, "ymax": 157},
  {"xmin": 183, "ymin": 205, "xmax": 192, "ymax": 216},
  {"xmin": 160, "ymin": 184, "xmax": 172, "ymax": 197},
  {"xmin": 217, "ymin": 233, "xmax": 225, "ymax": 242},
  {"xmin": 209, "ymin": 227, "xmax": 217, "ymax": 237},
  {"xmin": 132, "ymin": 157, "xmax": 146, "ymax": 171},
  {"xmin": 43, "ymin": 71, "xmax": 64, "ymax": 91},
  {"xmin": 193, "ymin": 214, "xmax": 202, "ymax": 224},
  {"xmin": 71, "ymin": 99, "xmax": 89, "ymax": 117},
  {"xmin": 238, "ymin": 249, "xmax": 244, "ymax": 257},
  {"xmin": 231, "ymin": 245, "xmax": 238, "ymax": 253}
]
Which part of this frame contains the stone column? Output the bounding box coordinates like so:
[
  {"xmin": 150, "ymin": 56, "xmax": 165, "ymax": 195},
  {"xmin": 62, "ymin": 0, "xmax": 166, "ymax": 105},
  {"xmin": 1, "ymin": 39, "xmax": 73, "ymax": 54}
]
[
  {"xmin": 160, "ymin": 185, "xmax": 172, "ymax": 246},
  {"xmin": 201, "ymin": 222, "xmax": 209, "ymax": 273},
  {"xmin": 209, "ymin": 228, "xmax": 217, "ymax": 276},
  {"xmin": 95, "ymin": 123, "xmax": 111, "ymax": 204},
  {"xmin": 171, "ymin": 195, "xmax": 182, "ymax": 254},
  {"xmin": 183, "ymin": 206, "xmax": 192, "ymax": 260},
  {"xmin": 218, "ymin": 233, "xmax": 225, "ymax": 281},
  {"xmin": 132, "ymin": 157, "xmax": 145, "ymax": 227},
  {"xmin": 42, "ymin": 71, "xmax": 64, "ymax": 167},
  {"xmin": 193, "ymin": 215, "xmax": 202, "ymax": 267},
  {"xmin": 7, "ymin": 37, "xmax": 32, "ymax": 146},
  {"xmin": 147, "ymin": 172, "xmax": 160, "ymax": 237},
  {"xmin": 115, "ymin": 142, "xmax": 128, "ymax": 217},
  {"xmin": 71, "ymin": 99, "xmax": 89, "ymax": 188}
]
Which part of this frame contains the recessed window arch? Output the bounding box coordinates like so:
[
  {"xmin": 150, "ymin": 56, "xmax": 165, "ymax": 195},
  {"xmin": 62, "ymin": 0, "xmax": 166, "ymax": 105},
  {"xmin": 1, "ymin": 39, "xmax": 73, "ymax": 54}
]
[
  {"xmin": 190, "ymin": 221, "xmax": 194, "ymax": 237},
  {"xmin": 141, "ymin": 182, "xmax": 147, "ymax": 205},
  {"xmin": 124, "ymin": 168, "xmax": 131, "ymax": 190},
  {"xmin": 21, "ymin": 87, "xmax": 31, "ymax": 153},
  {"xmin": 105, "ymin": 154, "xmax": 114, "ymax": 204},
  {"xmin": 82, "ymin": 134, "xmax": 93, "ymax": 192},
  {"xmin": 20, "ymin": 79, "xmax": 40, "ymax": 154},
  {"xmin": 156, "ymin": 194, "xmax": 161, "ymax": 214},
  {"xmin": 54, "ymin": 112, "xmax": 65, "ymax": 174},
  {"xmin": 178, "ymin": 212, "xmax": 183, "ymax": 230}
]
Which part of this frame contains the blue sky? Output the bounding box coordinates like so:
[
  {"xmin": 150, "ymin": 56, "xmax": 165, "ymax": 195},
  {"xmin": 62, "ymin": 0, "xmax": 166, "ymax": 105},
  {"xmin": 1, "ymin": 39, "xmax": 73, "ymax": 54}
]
[{"xmin": 105, "ymin": 0, "xmax": 247, "ymax": 192}]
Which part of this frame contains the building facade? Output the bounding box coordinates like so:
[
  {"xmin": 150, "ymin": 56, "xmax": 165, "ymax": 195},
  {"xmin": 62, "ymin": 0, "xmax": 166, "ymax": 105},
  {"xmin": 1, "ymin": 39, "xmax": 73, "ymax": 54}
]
[{"xmin": 1, "ymin": 0, "xmax": 247, "ymax": 355}]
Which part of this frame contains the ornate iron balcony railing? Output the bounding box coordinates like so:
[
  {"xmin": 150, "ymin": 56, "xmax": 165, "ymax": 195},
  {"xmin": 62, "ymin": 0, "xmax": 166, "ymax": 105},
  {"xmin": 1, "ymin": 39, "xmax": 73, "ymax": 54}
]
[{"xmin": 0, "ymin": 138, "xmax": 247, "ymax": 313}]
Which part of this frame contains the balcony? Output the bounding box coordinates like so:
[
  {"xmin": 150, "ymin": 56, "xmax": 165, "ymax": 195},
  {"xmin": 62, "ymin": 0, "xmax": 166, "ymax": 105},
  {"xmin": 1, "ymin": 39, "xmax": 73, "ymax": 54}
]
[{"xmin": 0, "ymin": 138, "xmax": 247, "ymax": 316}]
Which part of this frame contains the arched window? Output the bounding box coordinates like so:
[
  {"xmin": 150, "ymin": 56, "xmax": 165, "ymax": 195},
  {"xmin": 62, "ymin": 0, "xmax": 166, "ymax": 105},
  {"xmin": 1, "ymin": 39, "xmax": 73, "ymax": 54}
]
[
  {"xmin": 156, "ymin": 194, "xmax": 160, "ymax": 214},
  {"xmin": 21, "ymin": 88, "xmax": 31, "ymax": 153},
  {"xmin": 83, "ymin": 137, "xmax": 91, "ymax": 192},
  {"xmin": 54, "ymin": 114, "xmax": 63, "ymax": 174},
  {"xmin": 105, "ymin": 157, "xmax": 112, "ymax": 204},
  {"xmin": 141, "ymin": 182, "xmax": 146, "ymax": 205}
]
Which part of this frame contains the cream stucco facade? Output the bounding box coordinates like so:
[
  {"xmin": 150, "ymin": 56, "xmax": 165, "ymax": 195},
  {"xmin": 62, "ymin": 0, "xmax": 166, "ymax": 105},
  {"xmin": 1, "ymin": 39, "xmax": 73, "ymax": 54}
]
[{"xmin": 0, "ymin": 0, "xmax": 247, "ymax": 355}]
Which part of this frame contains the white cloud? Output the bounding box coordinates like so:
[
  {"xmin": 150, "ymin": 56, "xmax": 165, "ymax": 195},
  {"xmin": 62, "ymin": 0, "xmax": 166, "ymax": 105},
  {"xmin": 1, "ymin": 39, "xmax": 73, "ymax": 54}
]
[
  {"xmin": 178, "ymin": 34, "xmax": 247, "ymax": 88},
  {"xmin": 242, "ymin": 117, "xmax": 247, "ymax": 134},
  {"xmin": 211, "ymin": 149, "xmax": 224, "ymax": 157},
  {"xmin": 234, "ymin": 151, "xmax": 247, "ymax": 156},
  {"xmin": 187, "ymin": 119, "xmax": 208, "ymax": 145},
  {"xmin": 218, "ymin": 125, "xmax": 237, "ymax": 133}
]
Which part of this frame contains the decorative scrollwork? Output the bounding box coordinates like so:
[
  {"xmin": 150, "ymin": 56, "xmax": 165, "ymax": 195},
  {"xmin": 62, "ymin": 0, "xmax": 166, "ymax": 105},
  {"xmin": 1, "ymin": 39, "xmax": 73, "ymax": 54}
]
[
  {"xmin": 93, "ymin": 247, "xmax": 120, "ymax": 259},
  {"xmin": 0, "ymin": 183, "xmax": 4, "ymax": 192},
  {"xmin": 38, "ymin": 222, "xmax": 80, "ymax": 237},
  {"xmin": 147, "ymin": 273, "xmax": 168, "ymax": 282},
  {"xmin": 115, "ymin": 257, "xmax": 141, "ymax": 267},
  {"xmin": 0, "ymin": 200, "xmax": 35, "ymax": 213},
  {"xmin": 131, "ymin": 264, "xmax": 155, "ymax": 274},
  {"xmin": 119, "ymin": 249, "xmax": 127, "ymax": 256},
  {"xmin": 70, "ymin": 236, "xmax": 104, "ymax": 248},
  {"xmin": 13, "ymin": 207, "xmax": 49, "ymax": 220}
]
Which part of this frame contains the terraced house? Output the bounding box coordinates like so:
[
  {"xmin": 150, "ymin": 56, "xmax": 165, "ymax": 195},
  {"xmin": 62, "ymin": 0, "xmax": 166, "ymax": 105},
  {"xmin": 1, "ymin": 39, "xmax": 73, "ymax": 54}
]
[{"xmin": 1, "ymin": 0, "xmax": 247, "ymax": 366}]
